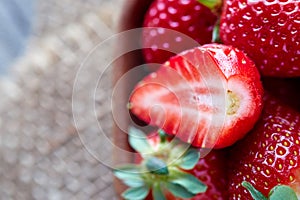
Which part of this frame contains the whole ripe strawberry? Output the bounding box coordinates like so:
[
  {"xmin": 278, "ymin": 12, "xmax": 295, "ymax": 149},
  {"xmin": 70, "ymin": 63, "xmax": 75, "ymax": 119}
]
[
  {"xmin": 129, "ymin": 44, "xmax": 263, "ymax": 149},
  {"xmin": 228, "ymin": 95, "xmax": 300, "ymax": 199},
  {"xmin": 220, "ymin": 0, "xmax": 300, "ymax": 77},
  {"xmin": 114, "ymin": 128, "xmax": 228, "ymax": 200},
  {"xmin": 142, "ymin": 0, "xmax": 218, "ymax": 64}
]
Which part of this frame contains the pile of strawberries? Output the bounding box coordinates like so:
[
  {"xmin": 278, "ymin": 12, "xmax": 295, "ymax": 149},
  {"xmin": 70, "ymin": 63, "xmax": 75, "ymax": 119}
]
[{"xmin": 114, "ymin": 0, "xmax": 300, "ymax": 199}]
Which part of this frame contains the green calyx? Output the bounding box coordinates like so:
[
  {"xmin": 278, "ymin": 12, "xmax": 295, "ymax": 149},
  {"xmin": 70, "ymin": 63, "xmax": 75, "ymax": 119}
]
[
  {"xmin": 145, "ymin": 156, "xmax": 169, "ymax": 175},
  {"xmin": 242, "ymin": 181, "xmax": 298, "ymax": 200},
  {"xmin": 113, "ymin": 127, "xmax": 207, "ymax": 200},
  {"xmin": 197, "ymin": 0, "xmax": 222, "ymax": 15}
]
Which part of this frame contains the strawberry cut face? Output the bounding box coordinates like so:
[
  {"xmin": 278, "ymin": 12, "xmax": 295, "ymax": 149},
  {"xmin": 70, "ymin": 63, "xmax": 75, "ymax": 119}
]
[{"xmin": 129, "ymin": 44, "xmax": 263, "ymax": 148}]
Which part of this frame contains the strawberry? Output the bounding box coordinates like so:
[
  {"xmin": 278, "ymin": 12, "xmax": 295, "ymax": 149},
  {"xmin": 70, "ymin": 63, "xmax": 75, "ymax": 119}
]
[
  {"xmin": 220, "ymin": 0, "xmax": 300, "ymax": 77},
  {"xmin": 114, "ymin": 128, "xmax": 228, "ymax": 200},
  {"xmin": 129, "ymin": 44, "xmax": 263, "ymax": 149},
  {"xmin": 142, "ymin": 0, "xmax": 218, "ymax": 64},
  {"xmin": 228, "ymin": 95, "xmax": 300, "ymax": 199}
]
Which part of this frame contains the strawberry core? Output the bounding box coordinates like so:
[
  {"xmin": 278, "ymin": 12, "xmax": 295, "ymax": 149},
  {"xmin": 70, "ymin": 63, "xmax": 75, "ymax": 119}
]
[{"xmin": 226, "ymin": 90, "xmax": 240, "ymax": 115}]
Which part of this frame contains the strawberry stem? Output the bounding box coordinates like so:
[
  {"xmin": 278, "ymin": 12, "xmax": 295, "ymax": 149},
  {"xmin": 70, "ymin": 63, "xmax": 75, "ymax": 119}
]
[{"xmin": 158, "ymin": 129, "xmax": 167, "ymax": 144}]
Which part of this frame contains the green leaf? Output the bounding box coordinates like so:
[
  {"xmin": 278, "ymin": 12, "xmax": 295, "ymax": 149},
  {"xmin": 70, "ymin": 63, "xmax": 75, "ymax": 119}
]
[
  {"xmin": 153, "ymin": 183, "xmax": 166, "ymax": 200},
  {"xmin": 114, "ymin": 164, "xmax": 141, "ymax": 175},
  {"xmin": 170, "ymin": 170, "xmax": 207, "ymax": 194},
  {"xmin": 243, "ymin": 182, "xmax": 298, "ymax": 200},
  {"xmin": 145, "ymin": 156, "xmax": 169, "ymax": 175},
  {"xmin": 165, "ymin": 182, "xmax": 195, "ymax": 199},
  {"xmin": 123, "ymin": 179, "xmax": 145, "ymax": 188},
  {"xmin": 242, "ymin": 181, "xmax": 267, "ymax": 200},
  {"xmin": 178, "ymin": 148, "xmax": 200, "ymax": 170},
  {"xmin": 113, "ymin": 164, "xmax": 145, "ymax": 187},
  {"xmin": 197, "ymin": 0, "xmax": 222, "ymax": 10},
  {"xmin": 128, "ymin": 127, "xmax": 153, "ymax": 154},
  {"xmin": 169, "ymin": 143, "xmax": 190, "ymax": 164},
  {"xmin": 269, "ymin": 185, "xmax": 298, "ymax": 200},
  {"xmin": 122, "ymin": 186, "xmax": 150, "ymax": 200}
]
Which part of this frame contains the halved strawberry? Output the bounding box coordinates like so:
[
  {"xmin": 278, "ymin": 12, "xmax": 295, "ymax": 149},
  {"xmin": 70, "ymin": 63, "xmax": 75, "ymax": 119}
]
[
  {"xmin": 228, "ymin": 95, "xmax": 300, "ymax": 199},
  {"xmin": 114, "ymin": 128, "xmax": 228, "ymax": 200},
  {"xmin": 129, "ymin": 44, "xmax": 263, "ymax": 148}
]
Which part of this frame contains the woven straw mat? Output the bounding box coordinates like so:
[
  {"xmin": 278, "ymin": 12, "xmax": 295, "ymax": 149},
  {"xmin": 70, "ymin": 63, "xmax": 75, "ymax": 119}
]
[{"xmin": 0, "ymin": 0, "xmax": 124, "ymax": 199}]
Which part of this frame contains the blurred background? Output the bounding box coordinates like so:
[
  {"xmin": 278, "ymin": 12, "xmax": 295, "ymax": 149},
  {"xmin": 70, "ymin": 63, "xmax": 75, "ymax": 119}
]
[{"xmin": 0, "ymin": 0, "xmax": 122, "ymax": 199}]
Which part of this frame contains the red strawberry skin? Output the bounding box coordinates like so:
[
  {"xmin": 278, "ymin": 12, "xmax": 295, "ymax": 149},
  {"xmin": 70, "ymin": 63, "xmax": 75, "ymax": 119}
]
[
  {"xmin": 220, "ymin": 0, "xmax": 300, "ymax": 77},
  {"xmin": 129, "ymin": 44, "xmax": 263, "ymax": 148},
  {"xmin": 185, "ymin": 149, "xmax": 229, "ymax": 200},
  {"xmin": 143, "ymin": 0, "xmax": 217, "ymax": 64},
  {"xmin": 228, "ymin": 95, "xmax": 300, "ymax": 199}
]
